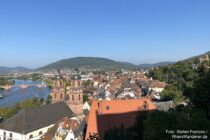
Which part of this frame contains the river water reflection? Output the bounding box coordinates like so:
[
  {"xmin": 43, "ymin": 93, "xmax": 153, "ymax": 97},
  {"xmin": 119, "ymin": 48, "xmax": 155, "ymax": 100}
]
[{"xmin": 0, "ymin": 80, "xmax": 51, "ymax": 107}]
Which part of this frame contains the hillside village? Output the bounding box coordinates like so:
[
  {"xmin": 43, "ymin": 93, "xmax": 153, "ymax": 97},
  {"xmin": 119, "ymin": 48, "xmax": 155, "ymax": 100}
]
[
  {"xmin": 0, "ymin": 68, "xmax": 170, "ymax": 139},
  {"xmin": 0, "ymin": 54, "xmax": 209, "ymax": 140}
]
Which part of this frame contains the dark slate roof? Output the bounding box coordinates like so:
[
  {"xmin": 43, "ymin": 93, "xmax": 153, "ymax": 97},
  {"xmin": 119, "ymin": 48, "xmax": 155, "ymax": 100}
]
[{"xmin": 0, "ymin": 102, "xmax": 75, "ymax": 134}]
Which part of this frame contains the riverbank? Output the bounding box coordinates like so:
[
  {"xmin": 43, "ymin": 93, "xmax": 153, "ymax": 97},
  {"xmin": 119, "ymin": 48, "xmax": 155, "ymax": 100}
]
[
  {"xmin": 0, "ymin": 87, "xmax": 4, "ymax": 90},
  {"xmin": 0, "ymin": 79, "xmax": 51, "ymax": 107},
  {"xmin": 0, "ymin": 96, "xmax": 52, "ymax": 120}
]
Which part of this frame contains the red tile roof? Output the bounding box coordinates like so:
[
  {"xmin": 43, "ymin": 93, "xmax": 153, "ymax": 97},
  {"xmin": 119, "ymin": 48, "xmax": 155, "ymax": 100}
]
[
  {"xmin": 85, "ymin": 98, "xmax": 156, "ymax": 139},
  {"xmin": 149, "ymin": 80, "xmax": 167, "ymax": 88}
]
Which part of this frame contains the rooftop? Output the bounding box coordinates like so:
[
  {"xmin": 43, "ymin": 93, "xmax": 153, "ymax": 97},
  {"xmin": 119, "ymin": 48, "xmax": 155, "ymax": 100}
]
[
  {"xmin": 85, "ymin": 98, "xmax": 156, "ymax": 139},
  {"xmin": 0, "ymin": 102, "xmax": 75, "ymax": 134},
  {"xmin": 149, "ymin": 80, "xmax": 167, "ymax": 88}
]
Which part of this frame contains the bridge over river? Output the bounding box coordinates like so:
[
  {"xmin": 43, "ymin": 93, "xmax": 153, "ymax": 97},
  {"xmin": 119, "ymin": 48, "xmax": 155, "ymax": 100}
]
[{"xmin": 0, "ymin": 84, "xmax": 47, "ymax": 90}]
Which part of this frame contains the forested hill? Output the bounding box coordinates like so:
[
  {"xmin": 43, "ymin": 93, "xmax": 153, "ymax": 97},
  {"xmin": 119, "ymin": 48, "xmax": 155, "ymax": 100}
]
[
  {"xmin": 38, "ymin": 57, "xmax": 175, "ymax": 70},
  {"xmin": 38, "ymin": 57, "xmax": 138, "ymax": 70}
]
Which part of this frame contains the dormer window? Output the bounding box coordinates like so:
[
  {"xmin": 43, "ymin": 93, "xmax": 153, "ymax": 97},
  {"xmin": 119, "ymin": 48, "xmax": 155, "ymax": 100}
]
[
  {"xmin": 106, "ymin": 106, "xmax": 110, "ymax": 110},
  {"xmin": 29, "ymin": 135, "xmax": 33, "ymax": 139}
]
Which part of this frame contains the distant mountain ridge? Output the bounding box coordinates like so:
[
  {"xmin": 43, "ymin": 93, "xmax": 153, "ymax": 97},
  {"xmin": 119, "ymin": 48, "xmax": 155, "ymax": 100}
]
[
  {"xmin": 2, "ymin": 51, "xmax": 209, "ymax": 72},
  {"xmin": 38, "ymin": 57, "xmax": 175, "ymax": 70},
  {"xmin": 138, "ymin": 62, "xmax": 175, "ymax": 68},
  {"xmin": 0, "ymin": 66, "xmax": 32, "ymax": 74}
]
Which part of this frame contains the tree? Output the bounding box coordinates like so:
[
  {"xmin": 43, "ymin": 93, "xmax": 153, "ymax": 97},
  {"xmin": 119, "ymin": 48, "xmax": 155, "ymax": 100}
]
[
  {"xmin": 46, "ymin": 95, "xmax": 52, "ymax": 104},
  {"xmin": 39, "ymin": 98, "xmax": 44, "ymax": 105},
  {"xmin": 160, "ymin": 85, "xmax": 185, "ymax": 104},
  {"xmin": 143, "ymin": 111, "xmax": 176, "ymax": 140},
  {"xmin": 21, "ymin": 98, "xmax": 39, "ymax": 109},
  {"xmin": 31, "ymin": 73, "xmax": 40, "ymax": 81},
  {"xmin": 191, "ymin": 71, "xmax": 210, "ymax": 118},
  {"xmin": 83, "ymin": 80, "xmax": 92, "ymax": 87},
  {"xmin": 83, "ymin": 94, "xmax": 89, "ymax": 104}
]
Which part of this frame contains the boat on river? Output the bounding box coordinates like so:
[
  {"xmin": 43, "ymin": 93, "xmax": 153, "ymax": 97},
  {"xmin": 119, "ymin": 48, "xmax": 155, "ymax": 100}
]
[{"xmin": 0, "ymin": 94, "xmax": 4, "ymax": 99}]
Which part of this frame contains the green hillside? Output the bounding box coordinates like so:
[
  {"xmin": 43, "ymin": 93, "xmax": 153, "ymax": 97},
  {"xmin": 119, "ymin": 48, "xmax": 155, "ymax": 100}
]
[
  {"xmin": 184, "ymin": 51, "xmax": 210, "ymax": 61},
  {"xmin": 38, "ymin": 57, "xmax": 138, "ymax": 70}
]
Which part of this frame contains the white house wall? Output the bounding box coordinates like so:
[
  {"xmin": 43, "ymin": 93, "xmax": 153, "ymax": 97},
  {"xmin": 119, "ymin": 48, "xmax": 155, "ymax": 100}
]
[
  {"xmin": 0, "ymin": 129, "xmax": 26, "ymax": 140},
  {"xmin": 25, "ymin": 124, "xmax": 54, "ymax": 140},
  {"xmin": 0, "ymin": 124, "xmax": 54, "ymax": 140},
  {"xmin": 149, "ymin": 87, "xmax": 164, "ymax": 93}
]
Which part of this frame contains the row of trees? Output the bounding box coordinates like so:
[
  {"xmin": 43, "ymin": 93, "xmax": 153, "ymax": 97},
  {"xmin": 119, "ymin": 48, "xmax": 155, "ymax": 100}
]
[
  {"xmin": 0, "ymin": 77, "xmax": 15, "ymax": 86},
  {"xmin": 16, "ymin": 73, "xmax": 42, "ymax": 81}
]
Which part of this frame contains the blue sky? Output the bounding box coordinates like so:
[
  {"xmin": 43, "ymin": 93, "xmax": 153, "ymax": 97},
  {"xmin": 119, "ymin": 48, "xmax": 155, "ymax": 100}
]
[{"xmin": 0, "ymin": 0, "xmax": 210, "ymax": 68}]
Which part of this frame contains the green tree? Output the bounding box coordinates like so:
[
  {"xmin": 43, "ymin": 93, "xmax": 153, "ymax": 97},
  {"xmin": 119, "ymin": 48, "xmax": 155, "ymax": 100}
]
[
  {"xmin": 160, "ymin": 85, "xmax": 185, "ymax": 104},
  {"xmin": 31, "ymin": 73, "xmax": 41, "ymax": 81},
  {"xmin": 21, "ymin": 97, "xmax": 40, "ymax": 109},
  {"xmin": 46, "ymin": 95, "xmax": 52, "ymax": 104},
  {"xmin": 83, "ymin": 94, "xmax": 89, "ymax": 104},
  {"xmin": 143, "ymin": 111, "xmax": 176, "ymax": 140},
  {"xmin": 39, "ymin": 98, "xmax": 44, "ymax": 105},
  {"xmin": 83, "ymin": 80, "xmax": 92, "ymax": 87},
  {"xmin": 191, "ymin": 71, "xmax": 210, "ymax": 118}
]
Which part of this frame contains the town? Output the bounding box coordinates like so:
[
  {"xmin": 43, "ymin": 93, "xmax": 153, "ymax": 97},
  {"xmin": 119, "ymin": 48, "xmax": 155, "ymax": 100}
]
[
  {"xmin": 0, "ymin": 54, "xmax": 209, "ymax": 140},
  {"xmin": 0, "ymin": 0, "xmax": 210, "ymax": 139},
  {"xmin": 0, "ymin": 67, "xmax": 166, "ymax": 140}
]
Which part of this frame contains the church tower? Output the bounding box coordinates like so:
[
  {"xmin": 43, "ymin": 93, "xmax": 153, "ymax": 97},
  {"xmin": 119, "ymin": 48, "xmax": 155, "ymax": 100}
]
[
  {"xmin": 51, "ymin": 70, "xmax": 65, "ymax": 103},
  {"xmin": 67, "ymin": 72, "xmax": 83, "ymax": 115}
]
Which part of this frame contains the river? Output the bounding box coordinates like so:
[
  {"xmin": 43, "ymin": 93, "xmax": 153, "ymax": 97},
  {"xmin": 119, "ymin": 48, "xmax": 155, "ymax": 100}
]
[{"xmin": 0, "ymin": 80, "xmax": 51, "ymax": 107}]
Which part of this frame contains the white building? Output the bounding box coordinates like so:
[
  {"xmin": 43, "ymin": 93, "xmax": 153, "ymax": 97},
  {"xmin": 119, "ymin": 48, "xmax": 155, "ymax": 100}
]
[
  {"xmin": 83, "ymin": 102, "xmax": 90, "ymax": 111},
  {"xmin": 148, "ymin": 81, "xmax": 167, "ymax": 93},
  {"xmin": 64, "ymin": 130, "xmax": 75, "ymax": 140},
  {"xmin": 0, "ymin": 102, "xmax": 75, "ymax": 140}
]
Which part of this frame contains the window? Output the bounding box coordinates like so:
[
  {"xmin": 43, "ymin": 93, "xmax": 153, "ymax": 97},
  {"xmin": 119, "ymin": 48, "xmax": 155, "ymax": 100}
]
[
  {"xmin": 79, "ymin": 94, "xmax": 81, "ymax": 100},
  {"xmin": 54, "ymin": 94, "xmax": 56, "ymax": 99},
  {"xmin": 106, "ymin": 106, "xmax": 110, "ymax": 110},
  {"xmin": 60, "ymin": 93, "xmax": 63, "ymax": 99},
  {"xmin": 29, "ymin": 135, "xmax": 33, "ymax": 139},
  {"xmin": 39, "ymin": 131, "xmax": 43, "ymax": 135},
  {"xmin": 3, "ymin": 132, "xmax": 6, "ymax": 140},
  {"xmin": 9, "ymin": 133, "xmax": 12, "ymax": 140},
  {"xmin": 72, "ymin": 95, "xmax": 74, "ymax": 101}
]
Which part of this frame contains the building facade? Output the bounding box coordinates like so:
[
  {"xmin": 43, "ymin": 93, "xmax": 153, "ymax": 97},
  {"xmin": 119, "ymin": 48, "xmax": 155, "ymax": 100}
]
[
  {"xmin": 51, "ymin": 79, "xmax": 65, "ymax": 103},
  {"xmin": 67, "ymin": 79, "xmax": 83, "ymax": 115},
  {"xmin": 0, "ymin": 102, "xmax": 75, "ymax": 140}
]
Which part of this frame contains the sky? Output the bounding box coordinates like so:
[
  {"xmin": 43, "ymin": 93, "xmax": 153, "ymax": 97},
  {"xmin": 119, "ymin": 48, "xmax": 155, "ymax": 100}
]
[{"xmin": 0, "ymin": 0, "xmax": 210, "ymax": 69}]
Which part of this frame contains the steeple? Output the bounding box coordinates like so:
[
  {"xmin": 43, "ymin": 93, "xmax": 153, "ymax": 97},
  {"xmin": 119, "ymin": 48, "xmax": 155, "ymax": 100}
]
[
  {"xmin": 67, "ymin": 68, "xmax": 84, "ymax": 115},
  {"xmin": 51, "ymin": 69, "xmax": 65, "ymax": 103}
]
